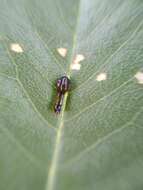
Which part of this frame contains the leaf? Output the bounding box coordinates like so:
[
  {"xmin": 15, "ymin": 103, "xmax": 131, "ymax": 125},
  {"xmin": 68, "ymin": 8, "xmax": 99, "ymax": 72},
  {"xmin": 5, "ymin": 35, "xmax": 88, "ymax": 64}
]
[{"xmin": 0, "ymin": 0, "xmax": 143, "ymax": 190}]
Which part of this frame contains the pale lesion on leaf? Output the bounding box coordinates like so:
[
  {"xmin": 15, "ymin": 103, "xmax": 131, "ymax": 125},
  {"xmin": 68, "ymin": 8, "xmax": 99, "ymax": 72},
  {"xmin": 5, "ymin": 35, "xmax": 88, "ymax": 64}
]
[
  {"xmin": 57, "ymin": 47, "xmax": 67, "ymax": 57},
  {"xmin": 10, "ymin": 43, "xmax": 24, "ymax": 53},
  {"xmin": 135, "ymin": 71, "xmax": 143, "ymax": 84},
  {"xmin": 70, "ymin": 54, "xmax": 85, "ymax": 71},
  {"xmin": 96, "ymin": 72, "xmax": 107, "ymax": 81}
]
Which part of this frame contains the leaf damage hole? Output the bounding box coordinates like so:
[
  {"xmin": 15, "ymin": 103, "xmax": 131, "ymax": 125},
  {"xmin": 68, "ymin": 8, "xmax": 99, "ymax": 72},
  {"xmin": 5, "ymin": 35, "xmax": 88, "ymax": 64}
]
[
  {"xmin": 70, "ymin": 54, "xmax": 85, "ymax": 71},
  {"xmin": 96, "ymin": 73, "xmax": 107, "ymax": 81},
  {"xmin": 57, "ymin": 48, "xmax": 67, "ymax": 57},
  {"xmin": 10, "ymin": 43, "xmax": 23, "ymax": 53},
  {"xmin": 135, "ymin": 72, "xmax": 143, "ymax": 84}
]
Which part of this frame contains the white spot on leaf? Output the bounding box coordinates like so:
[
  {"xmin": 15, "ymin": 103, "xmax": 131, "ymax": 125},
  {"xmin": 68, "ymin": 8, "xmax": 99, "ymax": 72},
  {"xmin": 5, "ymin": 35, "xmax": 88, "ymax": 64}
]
[
  {"xmin": 10, "ymin": 43, "xmax": 23, "ymax": 53},
  {"xmin": 57, "ymin": 48, "xmax": 67, "ymax": 57},
  {"xmin": 70, "ymin": 63, "xmax": 81, "ymax": 70},
  {"xmin": 135, "ymin": 72, "xmax": 143, "ymax": 84},
  {"xmin": 96, "ymin": 73, "xmax": 107, "ymax": 81},
  {"xmin": 71, "ymin": 54, "xmax": 85, "ymax": 71},
  {"xmin": 73, "ymin": 54, "xmax": 85, "ymax": 64}
]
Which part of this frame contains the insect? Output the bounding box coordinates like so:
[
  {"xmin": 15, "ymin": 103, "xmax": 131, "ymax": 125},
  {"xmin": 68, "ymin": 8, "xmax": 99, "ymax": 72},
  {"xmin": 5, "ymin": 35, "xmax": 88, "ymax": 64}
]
[
  {"xmin": 54, "ymin": 76, "xmax": 70, "ymax": 114},
  {"xmin": 54, "ymin": 92, "xmax": 64, "ymax": 114},
  {"xmin": 56, "ymin": 76, "xmax": 70, "ymax": 93}
]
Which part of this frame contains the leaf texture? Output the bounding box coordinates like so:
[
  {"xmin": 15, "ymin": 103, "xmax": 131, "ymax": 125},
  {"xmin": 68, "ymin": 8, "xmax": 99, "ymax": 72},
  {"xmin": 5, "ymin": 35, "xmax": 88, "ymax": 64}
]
[{"xmin": 0, "ymin": 0, "xmax": 143, "ymax": 190}]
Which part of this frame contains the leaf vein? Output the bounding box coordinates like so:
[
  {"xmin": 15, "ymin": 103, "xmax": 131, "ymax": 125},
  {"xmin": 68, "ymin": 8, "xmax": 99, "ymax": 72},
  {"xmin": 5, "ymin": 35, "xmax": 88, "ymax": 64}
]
[
  {"xmin": 1, "ymin": 124, "xmax": 45, "ymax": 169},
  {"xmin": 4, "ymin": 43, "xmax": 56, "ymax": 130},
  {"xmin": 66, "ymin": 76, "xmax": 135, "ymax": 121},
  {"xmin": 35, "ymin": 30, "xmax": 66, "ymax": 73},
  {"xmin": 74, "ymin": 19, "xmax": 143, "ymax": 92},
  {"xmin": 46, "ymin": 0, "xmax": 82, "ymax": 189},
  {"xmin": 65, "ymin": 107, "xmax": 143, "ymax": 166}
]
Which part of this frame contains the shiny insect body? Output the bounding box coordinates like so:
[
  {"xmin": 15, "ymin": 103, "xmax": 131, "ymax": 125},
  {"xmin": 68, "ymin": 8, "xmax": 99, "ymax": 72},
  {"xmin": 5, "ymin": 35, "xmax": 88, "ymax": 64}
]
[
  {"xmin": 54, "ymin": 92, "xmax": 64, "ymax": 114},
  {"xmin": 56, "ymin": 76, "xmax": 70, "ymax": 93},
  {"xmin": 54, "ymin": 76, "xmax": 70, "ymax": 113}
]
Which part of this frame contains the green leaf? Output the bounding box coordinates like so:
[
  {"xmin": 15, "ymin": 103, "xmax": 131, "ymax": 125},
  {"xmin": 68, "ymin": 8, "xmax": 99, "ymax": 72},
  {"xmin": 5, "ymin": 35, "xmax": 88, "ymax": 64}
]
[{"xmin": 0, "ymin": 0, "xmax": 143, "ymax": 190}]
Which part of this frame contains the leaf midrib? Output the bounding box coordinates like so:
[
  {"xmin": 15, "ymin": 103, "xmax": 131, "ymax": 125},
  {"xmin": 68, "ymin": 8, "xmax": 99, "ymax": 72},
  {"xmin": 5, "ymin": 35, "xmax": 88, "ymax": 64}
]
[
  {"xmin": 46, "ymin": 0, "xmax": 81, "ymax": 189},
  {"xmin": 2, "ymin": 1, "xmax": 142, "ymax": 189}
]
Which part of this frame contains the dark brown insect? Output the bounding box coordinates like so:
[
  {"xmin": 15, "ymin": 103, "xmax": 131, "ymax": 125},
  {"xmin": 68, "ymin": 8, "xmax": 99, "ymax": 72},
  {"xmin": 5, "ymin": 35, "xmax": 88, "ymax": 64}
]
[
  {"xmin": 56, "ymin": 76, "xmax": 70, "ymax": 93},
  {"xmin": 54, "ymin": 92, "xmax": 64, "ymax": 114},
  {"xmin": 54, "ymin": 76, "xmax": 70, "ymax": 114}
]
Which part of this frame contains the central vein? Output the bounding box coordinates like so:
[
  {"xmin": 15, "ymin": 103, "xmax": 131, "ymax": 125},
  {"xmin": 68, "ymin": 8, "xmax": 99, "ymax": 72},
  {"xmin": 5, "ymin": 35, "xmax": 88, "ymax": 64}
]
[
  {"xmin": 46, "ymin": 93, "xmax": 68, "ymax": 190},
  {"xmin": 46, "ymin": 1, "xmax": 81, "ymax": 190}
]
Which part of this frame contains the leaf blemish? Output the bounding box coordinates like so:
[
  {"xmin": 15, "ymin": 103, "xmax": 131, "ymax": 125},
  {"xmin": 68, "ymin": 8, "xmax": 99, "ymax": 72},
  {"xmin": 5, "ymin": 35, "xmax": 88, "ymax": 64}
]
[
  {"xmin": 96, "ymin": 73, "xmax": 107, "ymax": 81},
  {"xmin": 70, "ymin": 54, "xmax": 85, "ymax": 71},
  {"xmin": 57, "ymin": 48, "xmax": 67, "ymax": 57},
  {"xmin": 135, "ymin": 72, "xmax": 143, "ymax": 84},
  {"xmin": 10, "ymin": 43, "xmax": 23, "ymax": 53},
  {"xmin": 70, "ymin": 62, "xmax": 81, "ymax": 70}
]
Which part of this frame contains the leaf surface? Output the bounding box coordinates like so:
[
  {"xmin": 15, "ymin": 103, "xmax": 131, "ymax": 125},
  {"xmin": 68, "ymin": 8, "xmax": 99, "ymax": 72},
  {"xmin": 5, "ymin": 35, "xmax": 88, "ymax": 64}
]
[{"xmin": 0, "ymin": 0, "xmax": 143, "ymax": 190}]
